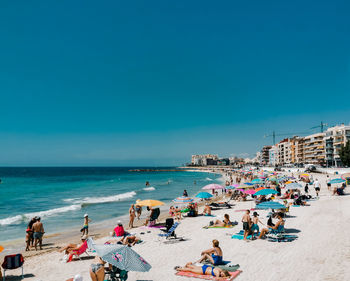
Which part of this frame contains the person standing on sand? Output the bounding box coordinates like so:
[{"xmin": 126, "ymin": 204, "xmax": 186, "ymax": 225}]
[
  {"xmin": 32, "ymin": 217, "xmax": 44, "ymax": 251},
  {"xmin": 129, "ymin": 204, "xmax": 136, "ymax": 228},
  {"xmin": 304, "ymin": 183, "xmax": 309, "ymax": 194},
  {"xmin": 81, "ymin": 214, "xmax": 91, "ymax": 236},
  {"xmin": 242, "ymin": 210, "xmax": 251, "ymax": 241},
  {"xmin": 135, "ymin": 204, "xmax": 142, "ymax": 220},
  {"xmin": 314, "ymin": 179, "xmax": 321, "ymax": 197}
]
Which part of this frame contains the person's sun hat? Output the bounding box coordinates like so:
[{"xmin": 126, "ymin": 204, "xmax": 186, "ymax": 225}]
[{"xmin": 84, "ymin": 214, "xmax": 88, "ymax": 217}]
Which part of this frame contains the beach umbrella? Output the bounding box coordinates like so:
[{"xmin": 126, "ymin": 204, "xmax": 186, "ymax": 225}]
[
  {"xmin": 0, "ymin": 245, "xmax": 3, "ymax": 253},
  {"xmin": 285, "ymin": 181, "xmax": 292, "ymax": 185},
  {"xmin": 136, "ymin": 199, "xmax": 164, "ymax": 207},
  {"xmin": 285, "ymin": 182, "xmax": 303, "ymax": 190},
  {"xmin": 244, "ymin": 189, "xmax": 256, "ymax": 195},
  {"xmin": 255, "ymin": 187, "xmax": 266, "ymax": 192},
  {"xmin": 173, "ymin": 196, "xmax": 194, "ymax": 203},
  {"xmin": 195, "ymin": 192, "xmax": 213, "ymax": 199},
  {"xmin": 251, "ymin": 178, "xmax": 264, "ymax": 184},
  {"xmin": 301, "ymin": 173, "xmax": 310, "ymax": 178},
  {"xmin": 341, "ymin": 173, "xmax": 350, "ymax": 180},
  {"xmin": 254, "ymin": 189, "xmax": 278, "ymax": 196},
  {"xmin": 256, "ymin": 201, "xmax": 286, "ymax": 210},
  {"xmin": 202, "ymin": 184, "xmax": 224, "ymax": 190},
  {"xmin": 92, "ymin": 243, "xmax": 151, "ymax": 272},
  {"xmin": 329, "ymin": 178, "xmax": 346, "ymax": 184}
]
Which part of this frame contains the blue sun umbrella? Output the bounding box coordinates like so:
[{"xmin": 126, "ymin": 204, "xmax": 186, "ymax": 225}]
[
  {"xmin": 91, "ymin": 243, "xmax": 151, "ymax": 272},
  {"xmin": 329, "ymin": 178, "xmax": 346, "ymax": 184},
  {"xmin": 256, "ymin": 201, "xmax": 286, "ymax": 209},
  {"xmin": 254, "ymin": 188, "xmax": 278, "ymax": 196},
  {"xmin": 285, "ymin": 182, "xmax": 303, "ymax": 190},
  {"xmin": 195, "ymin": 192, "xmax": 213, "ymax": 199},
  {"xmin": 251, "ymin": 178, "xmax": 264, "ymax": 184}
]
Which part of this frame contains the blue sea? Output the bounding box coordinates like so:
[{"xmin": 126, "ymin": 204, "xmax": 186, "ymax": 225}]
[{"xmin": 0, "ymin": 167, "xmax": 222, "ymax": 242}]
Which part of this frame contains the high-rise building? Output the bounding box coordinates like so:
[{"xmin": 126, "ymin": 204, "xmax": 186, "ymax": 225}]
[
  {"xmin": 260, "ymin": 145, "xmax": 272, "ymax": 165},
  {"xmin": 268, "ymin": 145, "xmax": 278, "ymax": 166}
]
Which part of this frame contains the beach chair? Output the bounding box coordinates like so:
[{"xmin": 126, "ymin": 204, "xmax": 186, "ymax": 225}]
[
  {"xmin": 158, "ymin": 222, "xmax": 180, "ymax": 240},
  {"xmin": 67, "ymin": 240, "xmax": 89, "ymax": 262},
  {"xmin": 2, "ymin": 254, "xmax": 24, "ymax": 281}
]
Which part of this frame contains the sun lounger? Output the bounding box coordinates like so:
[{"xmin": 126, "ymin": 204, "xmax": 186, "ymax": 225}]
[
  {"xmin": 175, "ymin": 270, "xmax": 242, "ymax": 280},
  {"xmin": 267, "ymin": 234, "xmax": 298, "ymax": 242}
]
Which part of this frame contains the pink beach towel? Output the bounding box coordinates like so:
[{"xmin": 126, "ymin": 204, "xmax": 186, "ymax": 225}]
[{"xmin": 175, "ymin": 270, "xmax": 241, "ymax": 281}]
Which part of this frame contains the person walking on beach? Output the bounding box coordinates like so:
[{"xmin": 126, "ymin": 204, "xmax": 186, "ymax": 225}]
[
  {"xmin": 304, "ymin": 183, "xmax": 309, "ymax": 194},
  {"xmin": 81, "ymin": 214, "xmax": 91, "ymax": 236},
  {"xmin": 32, "ymin": 217, "xmax": 44, "ymax": 251},
  {"xmin": 242, "ymin": 210, "xmax": 251, "ymax": 241},
  {"xmin": 129, "ymin": 204, "xmax": 136, "ymax": 228},
  {"xmin": 314, "ymin": 179, "xmax": 321, "ymax": 197}
]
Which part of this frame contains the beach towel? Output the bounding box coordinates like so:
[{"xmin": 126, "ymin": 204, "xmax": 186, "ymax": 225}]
[
  {"xmin": 203, "ymin": 226, "xmax": 235, "ymax": 229},
  {"xmin": 175, "ymin": 270, "xmax": 241, "ymax": 281},
  {"xmin": 231, "ymin": 231, "xmax": 260, "ymax": 240}
]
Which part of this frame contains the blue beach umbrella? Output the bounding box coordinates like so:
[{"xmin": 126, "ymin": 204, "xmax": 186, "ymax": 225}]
[
  {"xmin": 329, "ymin": 178, "xmax": 346, "ymax": 184},
  {"xmin": 285, "ymin": 182, "xmax": 303, "ymax": 190},
  {"xmin": 256, "ymin": 201, "xmax": 286, "ymax": 210},
  {"xmin": 195, "ymin": 192, "xmax": 213, "ymax": 199},
  {"xmin": 251, "ymin": 178, "xmax": 264, "ymax": 184},
  {"xmin": 92, "ymin": 243, "xmax": 151, "ymax": 272},
  {"xmin": 254, "ymin": 188, "xmax": 278, "ymax": 196},
  {"xmin": 173, "ymin": 196, "xmax": 194, "ymax": 204}
]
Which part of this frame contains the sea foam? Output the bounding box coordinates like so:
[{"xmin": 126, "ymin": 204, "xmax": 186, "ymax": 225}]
[{"xmin": 143, "ymin": 186, "xmax": 155, "ymax": 191}]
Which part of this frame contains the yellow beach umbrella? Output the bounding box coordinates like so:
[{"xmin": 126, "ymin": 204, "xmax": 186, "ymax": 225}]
[
  {"xmin": 285, "ymin": 181, "xmax": 292, "ymax": 184},
  {"xmin": 301, "ymin": 173, "xmax": 310, "ymax": 177},
  {"xmin": 136, "ymin": 199, "xmax": 164, "ymax": 207},
  {"xmin": 0, "ymin": 245, "xmax": 4, "ymax": 253}
]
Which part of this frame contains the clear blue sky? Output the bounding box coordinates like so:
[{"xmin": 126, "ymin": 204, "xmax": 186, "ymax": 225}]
[{"xmin": 0, "ymin": 0, "xmax": 349, "ymax": 166}]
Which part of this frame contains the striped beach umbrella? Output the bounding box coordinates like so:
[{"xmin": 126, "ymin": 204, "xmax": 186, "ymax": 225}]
[
  {"xmin": 173, "ymin": 196, "xmax": 194, "ymax": 204},
  {"xmin": 329, "ymin": 178, "xmax": 346, "ymax": 184}
]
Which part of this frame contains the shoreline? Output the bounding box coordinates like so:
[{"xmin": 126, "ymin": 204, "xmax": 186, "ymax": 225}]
[{"xmin": 1, "ymin": 168, "xmax": 225, "ymax": 259}]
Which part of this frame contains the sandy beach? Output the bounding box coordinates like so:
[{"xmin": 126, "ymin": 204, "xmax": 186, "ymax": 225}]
[{"xmin": 2, "ymin": 169, "xmax": 350, "ymax": 281}]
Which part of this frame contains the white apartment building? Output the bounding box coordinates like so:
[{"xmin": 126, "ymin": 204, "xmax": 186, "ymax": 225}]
[
  {"xmin": 268, "ymin": 145, "xmax": 278, "ymax": 166},
  {"xmin": 324, "ymin": 124, "xmax": 350, "ymax": 167},
  {"xmin": 303, "ymin": 133, "xmax": 325, "ymax": 164},
  {"xmin": 191, "ymin": 154, "xmax": 219, "ymax": 166}
]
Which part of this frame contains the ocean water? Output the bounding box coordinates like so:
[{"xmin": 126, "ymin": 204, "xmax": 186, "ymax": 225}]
[{"xmin": 0, "ymin": 167, "xmax": 222, "ymax": 242}]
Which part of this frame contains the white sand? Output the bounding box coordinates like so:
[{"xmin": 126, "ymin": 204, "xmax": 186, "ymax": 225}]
[{"xmin": 3, "ymin": 171, "xmax": 350, "ymax": 281}]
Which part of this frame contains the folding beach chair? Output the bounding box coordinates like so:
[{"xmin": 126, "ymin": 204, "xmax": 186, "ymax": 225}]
[
  {"xmin": 158, "ymin": 222, "xmax": 180, "ymax": 240},
  {"xmin": 2, "ymin": 254, "xmax": 24, "ymax": 281},
  {"xmin": 67, "ymin": 240, "xmax": 90, "ymax": 262}
]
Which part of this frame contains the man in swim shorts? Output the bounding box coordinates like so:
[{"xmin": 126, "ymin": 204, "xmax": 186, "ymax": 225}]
[{"xmin": 32, "ymin": 217, "xmax": 45, "ymax": 251}]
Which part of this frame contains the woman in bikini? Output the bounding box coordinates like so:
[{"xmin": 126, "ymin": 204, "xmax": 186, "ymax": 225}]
[
  {"xmin": 197, "ymin": 239, "xmax": 223, "ymax": 265},
  {"xmin": 129, "ymin": 204, "xmax": 136, "ymax": 228},
  {"xmin": 175, "ymin": 262, "xmax": 230, "ymax": 278},
  {"xmin": 213, "ymin": 214, "xmax": 231, "ymax": 227}
]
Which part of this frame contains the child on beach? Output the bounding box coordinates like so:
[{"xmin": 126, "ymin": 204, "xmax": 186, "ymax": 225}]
[
  {"xmin": 251, "ymin": 212, "xmax": 264, "ymax": 240},
  {"xmin": 81, "ymin": 214, "xmax": 91, "ymax": 236},
  {"xmin": 242, "ymin": 210, "xmax": 251, "ymax": 241}
]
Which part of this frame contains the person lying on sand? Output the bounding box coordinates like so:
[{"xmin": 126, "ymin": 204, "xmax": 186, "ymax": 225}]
[
  {"xmin": 59, "ymin": 236, "xmax": 87, "ymax": 254},
  {"xmin": 258, "ymin": 213, "xmax": 284, "ymax": 239},
  {"xmin": 213, "ymin": 214, "xmax": 231, "ymax": 227},
  {"xmin": 175, "ymin": 262, "xmax": 230, "ymax": 278},
  {"xmin": 197, "ymin": 239, "xmax": 223, "ymax": 265},
  {"xmin": 118, "ymin": 235, "xmax": 141, "ymax": 246}
]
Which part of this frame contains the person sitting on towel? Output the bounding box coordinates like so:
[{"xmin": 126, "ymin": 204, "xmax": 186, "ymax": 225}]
[
  {"xmin": 196, "ymin": 239, "xmax": 223, "ymax": 265},
  {"xmin": 213, "ymin": 214, "xmax": 231, "ymax": 227}
]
